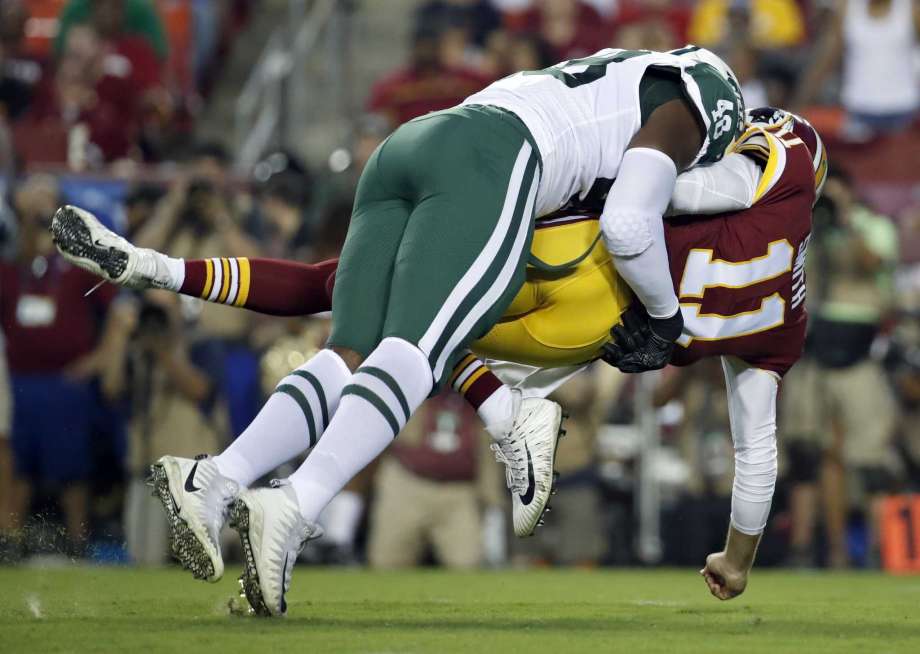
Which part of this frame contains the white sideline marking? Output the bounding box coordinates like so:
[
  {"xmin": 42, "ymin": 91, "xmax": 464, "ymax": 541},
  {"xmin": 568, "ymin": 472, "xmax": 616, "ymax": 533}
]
[
  {"xmin": 25, "ymin": 593, "xmax": 43, "ymax": 619},
  {"xmin": 631, "ymin": 599, "xmax": 686, "ymax": 608}
]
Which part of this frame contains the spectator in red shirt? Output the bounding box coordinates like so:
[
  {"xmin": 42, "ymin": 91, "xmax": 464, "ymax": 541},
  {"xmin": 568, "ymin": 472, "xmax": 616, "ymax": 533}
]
[
  {"xmin": 505, "ymin": 0, "xmax": 611, "ymax": 61},
  {"xmin": 18, "ymin": 24, "xmax": 139, "ymax": 167},
  {"xmin": 612, "ymin": 0, "xmax": 691, "ymax": 47},
  {"xmin": 367, "ymin": 391, "xmax": 501, "ymax": 569},
  {"xmin": 483, "ymin": 31, "xmax": 555, "ymax": 78},
  {"xmin": 0, "ymin": 175, "xmax": 118, "ymax": 556},
  {"xmin": 367, "ymin": 22, "xmax": 491, "ymax": 129},
  {"xmin": 82, "ymin": 0, "xmax": 165, "ymax": 94}
]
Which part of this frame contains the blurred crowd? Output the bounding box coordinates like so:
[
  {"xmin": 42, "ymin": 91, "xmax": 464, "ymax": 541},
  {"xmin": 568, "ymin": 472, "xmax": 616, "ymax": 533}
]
[{"xmin": 0, "ymin": 0, "xmax": 918, "ymax": 572}]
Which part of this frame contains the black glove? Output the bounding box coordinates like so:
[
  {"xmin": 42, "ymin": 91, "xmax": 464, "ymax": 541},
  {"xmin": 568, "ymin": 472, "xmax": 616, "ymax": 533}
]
[{"xmin": 601, "ymin": 304, "xmax": 683, "ymax": 373}]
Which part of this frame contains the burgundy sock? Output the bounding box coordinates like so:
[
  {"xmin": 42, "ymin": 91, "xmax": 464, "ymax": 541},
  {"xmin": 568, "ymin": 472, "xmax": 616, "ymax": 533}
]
[
  {"xmin": 179, "ymin": 257, "xmax": 338, "ymax": 316},
  {"xmin": 450, "ymin": 353, "xmax": 504, "ymax": 410}
]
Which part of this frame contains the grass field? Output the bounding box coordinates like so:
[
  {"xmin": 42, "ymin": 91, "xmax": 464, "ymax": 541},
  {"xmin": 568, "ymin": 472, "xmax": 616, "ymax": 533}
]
[{"xmin": 2, "ymin": 566, "xmax": 919, "ymax": 653}]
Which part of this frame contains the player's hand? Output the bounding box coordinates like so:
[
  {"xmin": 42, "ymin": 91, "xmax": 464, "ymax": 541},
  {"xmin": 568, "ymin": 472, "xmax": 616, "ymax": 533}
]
[
  {"xmin": 700, "ymin": 551, "xmax": 748, "ymax": 601},
  {"xmin": 601, "ymin": 305, "xmax": 682, "ymax": 373}
]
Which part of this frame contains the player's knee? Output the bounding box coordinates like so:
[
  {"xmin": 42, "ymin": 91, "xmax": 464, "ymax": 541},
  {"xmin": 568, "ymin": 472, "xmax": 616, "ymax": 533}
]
[{"xmin": 330, "ymin": 346, "xmax": 364, "ymax": 372}]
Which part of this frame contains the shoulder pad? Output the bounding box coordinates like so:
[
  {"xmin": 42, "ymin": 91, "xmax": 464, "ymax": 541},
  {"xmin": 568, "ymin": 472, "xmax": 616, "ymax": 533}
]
[
  {"xmin": 732, "ymin": 127, "xmax": 771, "ymax": 168},
  {"xmin": 738, "ymin": 129, "xmax": 787, "ymax": 204}
]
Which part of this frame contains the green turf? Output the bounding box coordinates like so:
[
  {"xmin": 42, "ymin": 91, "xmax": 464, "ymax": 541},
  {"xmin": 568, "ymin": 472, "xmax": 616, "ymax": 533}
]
[{"xmin": 2, "ymin": 566, "xmax": 919, "ymax": 653}]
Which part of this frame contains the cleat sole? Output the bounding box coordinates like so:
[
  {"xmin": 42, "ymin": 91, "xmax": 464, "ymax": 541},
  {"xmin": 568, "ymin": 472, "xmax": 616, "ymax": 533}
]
[
  {"xmin": 228, "ymin": 500, "xmax": 272, "ymax": 617},
  {"xmin": 51, "ymin": 206, "xmax": 129, "ymax": 281},
  {"xmin": 147, "ymin": 463, "xmax": 215, "ymax": 581},
  {"xmin": 529, "ymin": 409, "xmax": 568, "ymax": 536}
]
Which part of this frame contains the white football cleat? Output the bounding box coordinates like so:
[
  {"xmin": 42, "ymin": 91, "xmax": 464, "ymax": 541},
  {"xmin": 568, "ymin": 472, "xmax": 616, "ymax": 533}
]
[
  {"xmin": 147, "ymin": 455, "xmax": 239, "ymax": 582},
  {"xmin": 228, "ymin": 481, "xmax": 322, "ymax": 617},
  {"xmin": 491, "ymin": 398, "xmax": 566, "ymax": 538},
  {"xmin": 51, "ymin": 204, "xmax": 172, "ymax": 289}
]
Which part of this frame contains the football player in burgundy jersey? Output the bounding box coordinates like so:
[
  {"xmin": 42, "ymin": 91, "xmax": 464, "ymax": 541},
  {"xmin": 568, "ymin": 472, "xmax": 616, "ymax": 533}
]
[
  {"xmin": 53, "ymin": 107, "xmax": 825, "ymax": 601},
  {"xmin": 607, "ymin": 107, "xmax": 824, "ymax": 599}
]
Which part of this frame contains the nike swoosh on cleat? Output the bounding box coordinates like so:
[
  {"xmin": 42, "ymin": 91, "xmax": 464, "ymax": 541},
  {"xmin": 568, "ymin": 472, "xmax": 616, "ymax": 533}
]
[
  {"xmin": 519, "ymin": 445, "xmax": 536, "ymax": 505},
  {"xmin": 280, "ymin": 552, "xmax": 290, "ymax": 614},
  {"xmin": 185, "ymin": 462, "xmax": 202, "ymax": 492},
  {"xmin": 168, "ymin": 488, "xmax": 181, "ymax": 516}
]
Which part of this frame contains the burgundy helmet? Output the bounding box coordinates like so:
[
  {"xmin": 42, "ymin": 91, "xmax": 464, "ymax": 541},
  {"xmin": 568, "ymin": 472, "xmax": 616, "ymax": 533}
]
[{"xmin": 745, "ymin": 106, "xmax": 828, "ymax": 202}]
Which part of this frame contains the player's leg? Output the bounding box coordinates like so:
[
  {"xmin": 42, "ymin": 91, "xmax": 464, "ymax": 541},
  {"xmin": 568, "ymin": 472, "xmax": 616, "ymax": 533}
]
[
  {"xmin": 449, "ymin": 351, "xmax": 570, "ymax": 536},
  {"xmin": 149, "ymin": 144, "xmax": 409, "ymax": 585},
  {"xmin": 286, "ymin": 113, "xmax": 542, "ymax": 530},
  {"xmin": 53, "ymin": 205, "xmax": 338, "ymax": 316},
  {"xmin": 180, "ymin": 257, "xmax": 337, "ymax": 316},
  {"xmin": 233, "ymin": 108, "xmax": 545, "ymax": 615},
  {"xmin": 146, "ymin": 344, "xmax": 356, "ymax": 582},
  {"xmin": 450, "ymin": 352, "xmax": 518, "ymax": 438}
]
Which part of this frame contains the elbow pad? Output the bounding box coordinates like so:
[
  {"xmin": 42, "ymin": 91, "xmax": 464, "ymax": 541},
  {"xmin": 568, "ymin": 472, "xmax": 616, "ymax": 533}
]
[{"xmin": 600, "ymin": 148, "xmax": 677, "ymax": 256}]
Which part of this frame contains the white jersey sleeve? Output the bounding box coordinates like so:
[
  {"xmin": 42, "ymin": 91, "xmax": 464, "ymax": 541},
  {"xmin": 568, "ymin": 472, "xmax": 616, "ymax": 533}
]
[
  {"xmin": 670, "ymin": 152, "xmax": 761, "ymax": 215},
  {"xmin": 669, "ymin": 129, "xmax": 799, "ymax": 216},
  {"xmin": 722, "ymin": 356, "xmax": 779, "ymax": 535}
]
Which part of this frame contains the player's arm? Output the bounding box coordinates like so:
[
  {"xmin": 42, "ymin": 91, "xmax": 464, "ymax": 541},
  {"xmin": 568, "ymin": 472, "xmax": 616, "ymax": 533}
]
[
  {"xmin": 598, "ymin": 96, "xmax": 702, "ymax": 365},
  {"xmin": 669, "ymin": 148, "xmax": 762, "ymax": 215},
  {"xmin": 701, "ymin": 356, "xmax": 779, "ymax": 600},
  {"xmin": 600, "ymin": 65, "xmax": 742, "ymax": 372}
]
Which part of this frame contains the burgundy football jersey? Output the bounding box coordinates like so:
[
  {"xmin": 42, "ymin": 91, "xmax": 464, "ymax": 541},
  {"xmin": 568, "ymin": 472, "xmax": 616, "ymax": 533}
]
[{"xmin": 665, "ymin": 131, "xmax": 816, "ymax": 376}]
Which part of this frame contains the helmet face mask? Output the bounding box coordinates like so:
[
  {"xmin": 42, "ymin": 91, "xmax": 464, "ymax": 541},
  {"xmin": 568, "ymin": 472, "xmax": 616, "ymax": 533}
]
[{"xmin": 745, "ymin": 106, "xmax": 828, "ymax": 203}]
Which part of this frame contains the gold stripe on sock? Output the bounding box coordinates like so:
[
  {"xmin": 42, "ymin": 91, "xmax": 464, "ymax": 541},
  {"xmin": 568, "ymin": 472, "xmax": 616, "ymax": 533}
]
[
  {"xmin": 235, "ymin": 258, "xmax": 251, "ymax": 307},
  {"xmin": 202, "ymin": 259, "xmax": 214, "ymax": 299},
  {"xmin": 460, "ymin": 365, "xmax": 489, "ymax": 394}
]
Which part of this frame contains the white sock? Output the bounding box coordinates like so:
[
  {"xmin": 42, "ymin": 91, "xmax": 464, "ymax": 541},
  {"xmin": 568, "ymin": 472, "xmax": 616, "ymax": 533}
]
[
  {"xmin": 161, "ymin": 254, "xmax": 185, "ymax": 291},
  {"xmin": 289, "ymin": 337, "xmax": 433, "ymax": 523},
  {"xmin": 142, "ymin": 249, "xmax": 185, "ymax": 291},
  {"xmin": 318, "ymin": 490, "xmax": 364, "ymax": 547},
  {"xmin": 478, "ymin": 385, "xmax": 520, "ymax": 440},
  {"xmin": 212, "ymin": 349, "xmax": 351, "ymax": 487}
]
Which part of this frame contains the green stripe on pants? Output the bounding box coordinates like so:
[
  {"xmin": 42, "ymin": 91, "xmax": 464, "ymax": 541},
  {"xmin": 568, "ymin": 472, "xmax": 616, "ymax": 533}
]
[
  {"xmin": 424, "ymin": 150, "xmax": 539, "ymax": 377},
  {"xmin": 328, "ymin": 104, "xmax": 541, "ymax": 389}
]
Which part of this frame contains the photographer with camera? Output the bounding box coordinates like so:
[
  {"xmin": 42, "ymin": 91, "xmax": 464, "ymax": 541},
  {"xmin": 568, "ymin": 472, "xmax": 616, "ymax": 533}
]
[
  {"xmin": 127, "ymin": 142, "xmax": 264, "ymax": 437},
  {"xmin": 781, "ymin": 165, "xmax": 901, "ymax": 568},
  {"xmin": 100, "ymin": 290, "xmax": 229, "ymax": 564}
]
